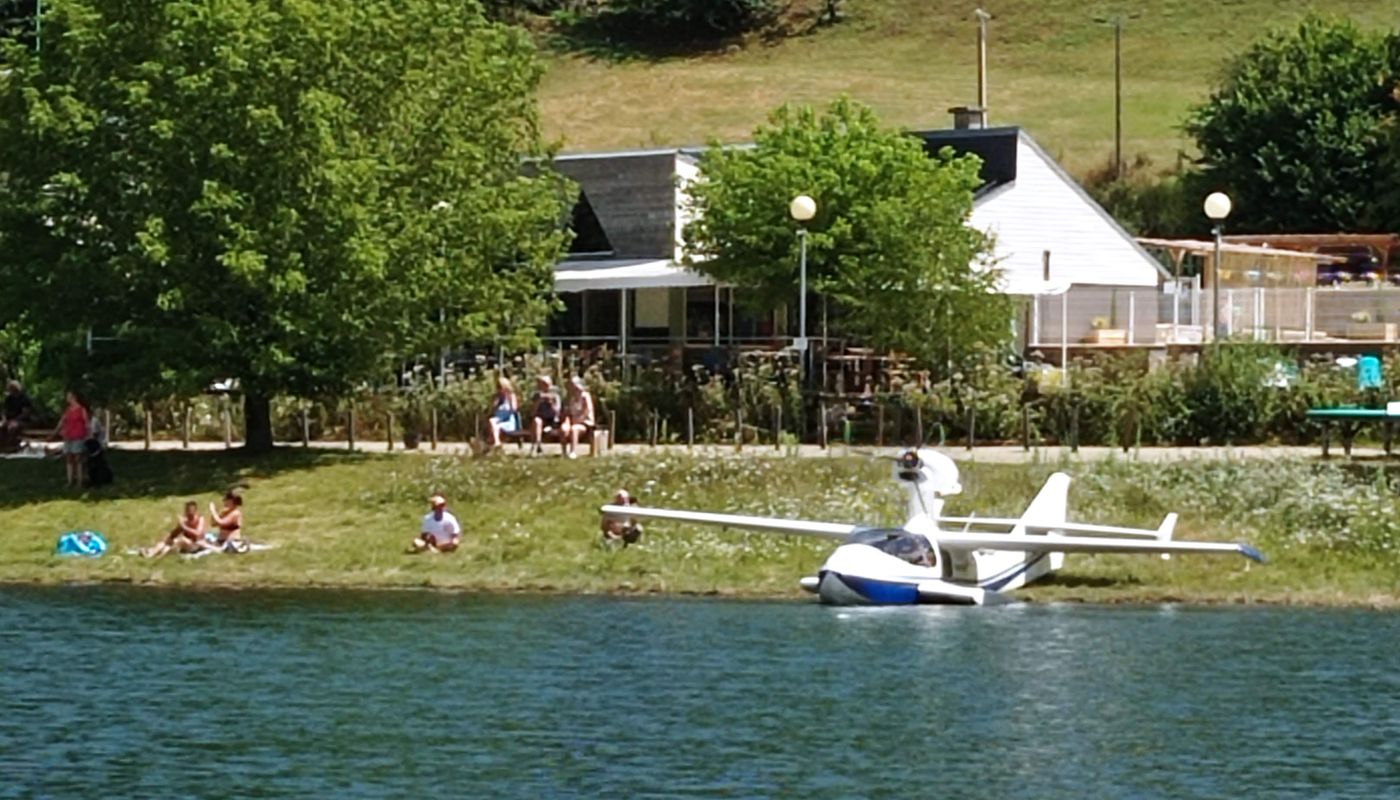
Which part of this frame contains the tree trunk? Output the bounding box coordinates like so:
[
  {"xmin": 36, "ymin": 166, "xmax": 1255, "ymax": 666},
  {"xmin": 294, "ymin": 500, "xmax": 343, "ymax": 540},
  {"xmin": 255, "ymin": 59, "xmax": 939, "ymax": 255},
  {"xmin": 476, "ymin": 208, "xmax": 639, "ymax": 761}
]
[{"xmin": 243, "ymin": 392, "xmax": 274, "ymax": 452}]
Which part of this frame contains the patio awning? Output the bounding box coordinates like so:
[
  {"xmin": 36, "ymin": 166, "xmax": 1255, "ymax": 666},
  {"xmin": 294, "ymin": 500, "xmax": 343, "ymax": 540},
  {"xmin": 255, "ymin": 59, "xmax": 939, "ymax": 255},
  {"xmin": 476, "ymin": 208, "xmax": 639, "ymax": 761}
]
[
  {"xmin": 554, "ymin": 259, "xmax": 715, "ymax": 293},
  {"xmin": 996, "ymin": 274, "xmax": 1072, "ymax": 296}
]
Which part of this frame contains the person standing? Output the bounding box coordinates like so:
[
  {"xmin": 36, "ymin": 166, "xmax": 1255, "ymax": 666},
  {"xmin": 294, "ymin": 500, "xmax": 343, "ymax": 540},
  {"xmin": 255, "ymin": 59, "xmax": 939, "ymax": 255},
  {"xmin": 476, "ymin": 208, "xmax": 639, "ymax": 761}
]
[
  {"xmin": 411, "ymin": 494, "xmax": 461, "ymax": 553},
  {"xmin": 52, "ymin": 392, "xmax": 89, "ymax": 487}
]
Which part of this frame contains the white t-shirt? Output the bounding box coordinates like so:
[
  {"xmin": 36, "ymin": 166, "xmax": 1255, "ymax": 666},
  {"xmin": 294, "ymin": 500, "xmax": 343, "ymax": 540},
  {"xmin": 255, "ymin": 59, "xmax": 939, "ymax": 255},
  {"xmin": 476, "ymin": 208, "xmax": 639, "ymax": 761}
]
[{"xmin": 420, "ymin": 510, "xmax": 461, "ymax": 540}]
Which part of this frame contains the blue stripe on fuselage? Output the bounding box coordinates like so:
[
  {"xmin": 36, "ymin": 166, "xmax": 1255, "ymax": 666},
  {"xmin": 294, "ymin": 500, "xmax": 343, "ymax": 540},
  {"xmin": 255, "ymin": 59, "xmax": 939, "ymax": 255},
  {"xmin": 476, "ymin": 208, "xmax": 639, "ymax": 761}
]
[
  {"xmin": 981, "ymin": 553, "xmax": 1048, "ymax": 591},
  {"xmin": 835, "ymin": 573, "xmax": 921, "ymax": 605}
]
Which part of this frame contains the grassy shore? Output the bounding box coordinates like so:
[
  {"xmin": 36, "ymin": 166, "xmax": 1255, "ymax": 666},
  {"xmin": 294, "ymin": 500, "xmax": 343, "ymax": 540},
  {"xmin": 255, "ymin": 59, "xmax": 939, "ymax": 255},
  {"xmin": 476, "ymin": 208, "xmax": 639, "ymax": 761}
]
[
  {"xmin": 0, "ymin": 449, "xmax": 1396, "ymax": 606},
  {"xmin": 539, "ymin": 0, "xmax": 1400, "ymax": 174}
]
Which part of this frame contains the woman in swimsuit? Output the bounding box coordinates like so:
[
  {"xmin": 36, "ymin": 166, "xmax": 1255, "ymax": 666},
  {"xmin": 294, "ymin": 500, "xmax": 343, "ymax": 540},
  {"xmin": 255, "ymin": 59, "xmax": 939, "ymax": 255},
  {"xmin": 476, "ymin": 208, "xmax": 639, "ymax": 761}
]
[
  {"xmin": 141, "ymin": 501, "xmax": 208, "ymax": 558},
  {"xmin": 209, "ymin": 491, "xmax": 245, "ymax": 552}
]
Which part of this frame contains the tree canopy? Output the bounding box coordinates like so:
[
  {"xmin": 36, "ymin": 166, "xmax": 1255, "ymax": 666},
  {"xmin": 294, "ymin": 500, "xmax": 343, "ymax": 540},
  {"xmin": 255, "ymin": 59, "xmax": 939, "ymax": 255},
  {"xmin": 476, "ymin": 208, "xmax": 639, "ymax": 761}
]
[
  {"xmin": 683, "ymin": 98, "xmax": 1008, "ymax": 371},
  {"xmin": 1185, "ymin": 15, "xmax": 1400, "ymax": 233},
  {"xmin": 0, "ymin": 0, "xmax": 571, "ymax": 447}
]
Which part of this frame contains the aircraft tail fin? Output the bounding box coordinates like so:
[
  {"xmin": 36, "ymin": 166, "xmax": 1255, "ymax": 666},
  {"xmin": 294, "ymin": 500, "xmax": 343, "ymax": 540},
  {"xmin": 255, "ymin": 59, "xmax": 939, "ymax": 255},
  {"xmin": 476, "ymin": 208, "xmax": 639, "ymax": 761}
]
[
  {"xmin": 1156, "ymin": 512, "xmax": 1178, "ymax": 560},
  {"xmin": 1015, "ymin": 472, "xmax": 1071, "ymax": 570}
]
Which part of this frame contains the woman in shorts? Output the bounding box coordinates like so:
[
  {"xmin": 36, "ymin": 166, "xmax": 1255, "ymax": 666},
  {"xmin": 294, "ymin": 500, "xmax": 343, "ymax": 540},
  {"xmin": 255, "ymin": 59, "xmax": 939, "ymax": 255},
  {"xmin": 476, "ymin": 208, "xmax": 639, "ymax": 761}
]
[
  {"xmin": 53, "ymin": 392, "xmax": 89, "ymax": 488},
  {"xmin": 560, "ymin": 376, "xmax": 595, "ymax": 459}
]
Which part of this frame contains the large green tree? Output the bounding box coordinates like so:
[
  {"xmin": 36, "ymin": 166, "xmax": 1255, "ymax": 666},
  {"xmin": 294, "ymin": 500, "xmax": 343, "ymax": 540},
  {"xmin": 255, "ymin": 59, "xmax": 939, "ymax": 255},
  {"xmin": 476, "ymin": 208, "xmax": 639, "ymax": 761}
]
[
  {"xmin": 683, "ymin": 98, "xmax": 1007, "ymax": 372},
  {"xmin": 0, "ymin": 0, "xmax": 570, "ymax": 448},
  {"xmin": 1185, "ymin": 15, "xmax": 1400, "ymax": 233}
]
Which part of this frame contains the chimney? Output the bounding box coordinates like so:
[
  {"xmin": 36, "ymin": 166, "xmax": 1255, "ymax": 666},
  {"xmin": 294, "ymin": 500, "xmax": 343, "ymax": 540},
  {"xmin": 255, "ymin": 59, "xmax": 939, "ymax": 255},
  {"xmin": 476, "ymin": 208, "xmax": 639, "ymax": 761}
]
[{"xmin": 948, "ymin": 105, "xmax": 987, "ymax": 130}]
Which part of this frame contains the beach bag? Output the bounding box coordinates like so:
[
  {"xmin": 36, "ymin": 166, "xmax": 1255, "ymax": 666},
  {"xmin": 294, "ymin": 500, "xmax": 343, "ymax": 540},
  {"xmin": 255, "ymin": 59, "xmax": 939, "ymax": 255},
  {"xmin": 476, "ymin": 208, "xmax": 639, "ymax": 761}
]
[{"xmin": 55, "ymin": 530, "xmax": 108, "ymax": 557}]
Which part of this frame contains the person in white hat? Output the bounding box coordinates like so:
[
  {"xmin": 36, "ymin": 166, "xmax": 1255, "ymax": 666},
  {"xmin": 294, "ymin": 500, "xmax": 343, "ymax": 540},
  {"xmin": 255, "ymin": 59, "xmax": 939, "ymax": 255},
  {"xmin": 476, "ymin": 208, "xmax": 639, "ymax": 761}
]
[{"xmin": 411, "ymin": 494, "xmax": 461, "ymax": 553}]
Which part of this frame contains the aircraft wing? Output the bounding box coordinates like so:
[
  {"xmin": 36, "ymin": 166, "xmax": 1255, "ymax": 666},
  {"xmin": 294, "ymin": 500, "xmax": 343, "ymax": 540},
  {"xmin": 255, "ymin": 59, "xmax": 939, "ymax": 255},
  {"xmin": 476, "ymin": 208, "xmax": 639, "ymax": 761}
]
[
  {"xmin": 933, "ymin": 531, "xmax": 1266, "ymax": 563},
  {"xmin": 936, "ymin": 516, "xmax": 1172, "ymax": 539},
  {"xmin": 600, "ymin": 505, "xmax": 856, "ymax": 541}
]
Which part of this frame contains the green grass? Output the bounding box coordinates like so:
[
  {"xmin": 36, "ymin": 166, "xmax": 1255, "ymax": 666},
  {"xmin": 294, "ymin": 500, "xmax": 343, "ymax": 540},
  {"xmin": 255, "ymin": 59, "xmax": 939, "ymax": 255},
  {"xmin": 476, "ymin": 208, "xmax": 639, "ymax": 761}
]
[
  {"xmin": 1, "ymin": 449, "xmax": 1396, "ymax": 605},
  {"xmin": 538, "ymin": 0, "xmax": 1400, "ymax": 175}
]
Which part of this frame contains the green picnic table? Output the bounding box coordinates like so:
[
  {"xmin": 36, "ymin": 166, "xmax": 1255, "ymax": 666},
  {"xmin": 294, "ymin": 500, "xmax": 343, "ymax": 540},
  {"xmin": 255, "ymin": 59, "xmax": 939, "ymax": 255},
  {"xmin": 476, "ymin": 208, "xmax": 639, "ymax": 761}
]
[{"xmin": 1305, "ymin": 407, "xmax": 1397, "ymax": 457}]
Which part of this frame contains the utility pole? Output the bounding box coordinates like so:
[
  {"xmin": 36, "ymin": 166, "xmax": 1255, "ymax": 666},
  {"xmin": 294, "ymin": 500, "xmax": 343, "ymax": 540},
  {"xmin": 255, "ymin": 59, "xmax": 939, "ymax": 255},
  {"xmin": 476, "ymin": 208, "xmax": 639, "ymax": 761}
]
[
  {"xmin": 974, "ymin": 5, "xmax": 991, "ymax": 122},
  {"xmin": 1113, "ymin": 18, "xmax": 1122, "ymax": 179}
]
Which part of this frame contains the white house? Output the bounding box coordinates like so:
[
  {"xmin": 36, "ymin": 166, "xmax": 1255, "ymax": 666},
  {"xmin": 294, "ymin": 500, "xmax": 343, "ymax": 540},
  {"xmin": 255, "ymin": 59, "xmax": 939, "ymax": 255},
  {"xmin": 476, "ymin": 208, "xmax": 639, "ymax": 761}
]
[{"xmin": 548, "ymin": 122, "xmax": 1170, "ymax": 355}]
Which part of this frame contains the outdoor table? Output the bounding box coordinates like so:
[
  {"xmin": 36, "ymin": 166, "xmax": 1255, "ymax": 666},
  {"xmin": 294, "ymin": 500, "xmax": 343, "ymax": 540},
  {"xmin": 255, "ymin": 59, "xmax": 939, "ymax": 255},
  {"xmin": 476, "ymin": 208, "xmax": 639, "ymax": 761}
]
[{"xmin": 1305, "ymin": 407, "xmax": 1398, "ymax": 458}]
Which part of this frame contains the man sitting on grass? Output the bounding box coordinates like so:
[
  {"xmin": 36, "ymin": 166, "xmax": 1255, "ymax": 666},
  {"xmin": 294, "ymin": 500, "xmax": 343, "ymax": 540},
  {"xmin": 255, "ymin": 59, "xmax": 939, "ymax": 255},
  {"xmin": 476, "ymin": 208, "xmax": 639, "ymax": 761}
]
[{"xmin": 411, "ymin": 494, "xmax": 461, "ymax": 553}]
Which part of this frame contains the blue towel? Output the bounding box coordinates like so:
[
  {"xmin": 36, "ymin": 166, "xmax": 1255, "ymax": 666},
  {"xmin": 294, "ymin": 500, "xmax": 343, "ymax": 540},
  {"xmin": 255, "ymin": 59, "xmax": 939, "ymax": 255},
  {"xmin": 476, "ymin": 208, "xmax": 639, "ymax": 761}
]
[{"xmin": 55, "ymin": 531, "xmax": 108, "ymax": 557}]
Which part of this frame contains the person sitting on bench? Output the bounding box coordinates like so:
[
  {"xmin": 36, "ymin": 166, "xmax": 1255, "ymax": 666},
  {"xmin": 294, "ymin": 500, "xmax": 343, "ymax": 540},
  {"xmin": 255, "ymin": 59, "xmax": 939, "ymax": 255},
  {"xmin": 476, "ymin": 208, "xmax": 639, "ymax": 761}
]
[
  {"xmin": 560, "ymin": 376, "xmax": 595, "ymax": 459},
  {"xmin": 487, "ymin": 376, "xmax": 519, "ymax": 451},
  {"xmin": 529, "ymin": 375, "xmax": 560, "ymax": 456}
]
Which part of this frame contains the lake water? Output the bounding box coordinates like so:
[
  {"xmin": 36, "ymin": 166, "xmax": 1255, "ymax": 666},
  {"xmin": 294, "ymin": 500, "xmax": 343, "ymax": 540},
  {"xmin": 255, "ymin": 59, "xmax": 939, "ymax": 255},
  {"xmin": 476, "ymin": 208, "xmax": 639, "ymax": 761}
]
[{"xmin": 1, "ymin": 587, "xmax": 1397, "ymax": 798}]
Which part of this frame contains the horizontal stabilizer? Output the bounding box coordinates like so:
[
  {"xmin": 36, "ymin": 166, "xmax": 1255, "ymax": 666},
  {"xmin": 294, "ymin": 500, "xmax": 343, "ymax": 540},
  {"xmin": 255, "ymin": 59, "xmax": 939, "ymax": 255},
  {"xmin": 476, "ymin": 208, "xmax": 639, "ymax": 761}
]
[
  {"xmin": 600, "ymin": 505, "xmax": 856, "ymax": 540},
  {"xmin": 934, "ymin": 531, "xmax": 1266, "ymax": 563}
]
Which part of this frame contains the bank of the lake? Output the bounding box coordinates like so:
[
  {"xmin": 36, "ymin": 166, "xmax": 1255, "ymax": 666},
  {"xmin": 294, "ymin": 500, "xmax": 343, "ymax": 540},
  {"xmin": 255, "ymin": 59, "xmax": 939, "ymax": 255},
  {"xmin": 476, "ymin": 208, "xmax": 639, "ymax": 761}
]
[{"xmin": 0, "ymin": 449, "xmax": 1396, "ymax": 606}]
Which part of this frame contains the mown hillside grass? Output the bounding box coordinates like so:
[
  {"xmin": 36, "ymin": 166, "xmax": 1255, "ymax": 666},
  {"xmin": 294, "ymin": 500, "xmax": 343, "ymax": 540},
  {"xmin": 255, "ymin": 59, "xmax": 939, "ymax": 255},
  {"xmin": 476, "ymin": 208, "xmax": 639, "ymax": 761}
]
[
  {"xmin": 539, "ymin": 0, "xmax": 1400, "ymax": 174},
  {"xmin": 1, "ymin": 449, "xmax": 1396, "ymax": 606}
]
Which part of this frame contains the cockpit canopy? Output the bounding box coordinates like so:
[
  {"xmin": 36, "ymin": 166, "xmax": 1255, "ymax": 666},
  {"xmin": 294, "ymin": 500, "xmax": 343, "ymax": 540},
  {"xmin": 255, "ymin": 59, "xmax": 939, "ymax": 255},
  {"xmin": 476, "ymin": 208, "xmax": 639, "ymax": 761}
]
[{"xmin": 849, "ymin": 528, "xmax": 934, "ymax": 567}]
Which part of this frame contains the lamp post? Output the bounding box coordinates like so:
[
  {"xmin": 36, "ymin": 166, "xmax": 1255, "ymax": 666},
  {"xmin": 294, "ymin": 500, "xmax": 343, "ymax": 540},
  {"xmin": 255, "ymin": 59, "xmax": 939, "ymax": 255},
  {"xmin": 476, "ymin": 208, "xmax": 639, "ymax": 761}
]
[
  {"xmin": 1203, "ymin": 192, "xmax": 1232, "ymax": 341},
  {"xmin": 789, "ymin": 194, "xmax": 816, "ymax": 381}
]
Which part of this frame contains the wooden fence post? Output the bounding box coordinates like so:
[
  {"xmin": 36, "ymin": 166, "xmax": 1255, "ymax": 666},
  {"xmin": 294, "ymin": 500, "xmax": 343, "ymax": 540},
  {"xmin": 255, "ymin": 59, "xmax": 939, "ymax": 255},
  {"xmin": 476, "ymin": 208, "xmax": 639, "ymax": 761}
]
[
  {"xmin": 774, "ymin": 405, "xmax": 782, "ymax": 451},
  {"xmin": 876, "ymin": 402, "xmax": 884, "ymax": 448},
  {"xmin": 430, "ymin": 408, "xmax": 439, "ymax": 451},
  {"xmin": 966, "ymin": 408, "xmax": 976, "ymax": 451},
  {"xmin": 1021, "ymin": 404, "xmax": 1030, "ymax": 452},
  {"xmin": 735, "ymin": 406, "xmax": 743, "ymax": 452},
  {"xmin": 222, "ymin": 404, "xmax": 231, "ymax": 449},
  {"xmin": 386, "ymin": 413, "xmax": 394, "ymax": 452},
  {"xmin": 143, "ymin": 404, "xmax": 152, "ymax": 451},
  {"xmin": 348, "ymin": 405, "xmax": 356, "ymax": 451},
  {"xmin": 301, "ymin": 406, "xmax": 310, "ymax": 448},
  {"xmin": 687, "ymin": 407, "xmax": 694, "ymax": 449},
  {"xmin": 181, "ymin": 403, "xmax": 191, "ymax": 450},
  {"xmin": 915, "ymin": 404, "xmax": 924, "ymax": 446},
  {"xmin": 609, "ymin": 409, "xmax": 617, "ymax": 450},
  {"xmin": 1070, "ymin": 402, "xmax": 1080, "ymax": 454},
  {"xmin": 819, "ymin": 401, "xmax": 828, "ymax": 449}
]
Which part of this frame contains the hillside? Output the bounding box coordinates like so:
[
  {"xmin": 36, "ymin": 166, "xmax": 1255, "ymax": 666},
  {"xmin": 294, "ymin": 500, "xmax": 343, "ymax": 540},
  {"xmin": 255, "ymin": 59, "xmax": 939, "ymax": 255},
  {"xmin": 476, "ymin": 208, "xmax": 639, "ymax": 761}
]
[{"xmin": 538, "ymin": 0, "xmax": 1400, "ymax": 175}]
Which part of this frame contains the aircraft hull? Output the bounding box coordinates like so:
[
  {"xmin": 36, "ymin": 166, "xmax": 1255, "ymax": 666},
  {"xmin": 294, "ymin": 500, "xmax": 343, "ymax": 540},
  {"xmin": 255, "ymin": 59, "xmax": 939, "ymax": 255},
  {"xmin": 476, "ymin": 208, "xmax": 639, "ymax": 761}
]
[{"xmin": 807, "ymin": 545, "xmax": 1011, "ymax": 606}]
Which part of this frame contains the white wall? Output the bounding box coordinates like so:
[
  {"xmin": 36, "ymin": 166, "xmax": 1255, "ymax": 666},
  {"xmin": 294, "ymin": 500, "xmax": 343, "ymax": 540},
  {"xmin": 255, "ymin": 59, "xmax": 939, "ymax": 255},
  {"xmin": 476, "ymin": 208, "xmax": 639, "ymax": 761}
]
[{"xmin": 973, "ymin": 135, "xmax": 1166, "ymax": 290}]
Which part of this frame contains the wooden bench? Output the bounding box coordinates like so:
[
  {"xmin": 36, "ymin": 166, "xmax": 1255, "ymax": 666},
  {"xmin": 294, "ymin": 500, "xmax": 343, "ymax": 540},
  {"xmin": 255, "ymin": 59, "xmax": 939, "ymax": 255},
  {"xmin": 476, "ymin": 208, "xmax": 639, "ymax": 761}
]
[
  {"xmin": 1305, "ymin": 407, "xmax": 1399, "ymax": 457},
  {"xmin": 498, "ymin": 416, "xmax": 611, "ymax": 456}
]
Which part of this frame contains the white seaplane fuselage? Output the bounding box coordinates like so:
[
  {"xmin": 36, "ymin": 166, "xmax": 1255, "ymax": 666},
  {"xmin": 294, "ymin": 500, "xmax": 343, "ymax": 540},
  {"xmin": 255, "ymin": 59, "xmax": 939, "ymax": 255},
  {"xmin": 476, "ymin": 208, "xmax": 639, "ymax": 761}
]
[{"xmin": 600, "ymin": 449, "xmax": 1263, "ymax": 607}]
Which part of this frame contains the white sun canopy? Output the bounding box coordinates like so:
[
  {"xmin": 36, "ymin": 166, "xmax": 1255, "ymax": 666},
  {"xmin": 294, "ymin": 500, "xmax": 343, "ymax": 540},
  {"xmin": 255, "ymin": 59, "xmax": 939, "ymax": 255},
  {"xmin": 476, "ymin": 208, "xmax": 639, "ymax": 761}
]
[
  {"xmin": 554, "ymin": 259, "xmax": 715, "ymax": 293},
  {"xmin": 995, "ymin": 273, "xmax": 1072, "ymax": 296}
]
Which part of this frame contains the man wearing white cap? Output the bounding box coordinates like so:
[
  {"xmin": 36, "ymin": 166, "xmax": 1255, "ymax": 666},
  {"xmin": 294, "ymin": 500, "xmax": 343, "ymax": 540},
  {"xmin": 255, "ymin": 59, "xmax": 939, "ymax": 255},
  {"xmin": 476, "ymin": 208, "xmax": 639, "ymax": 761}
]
[{"xmin": 411, "ymin": 494, "xmax": 461, "ymax": 553}]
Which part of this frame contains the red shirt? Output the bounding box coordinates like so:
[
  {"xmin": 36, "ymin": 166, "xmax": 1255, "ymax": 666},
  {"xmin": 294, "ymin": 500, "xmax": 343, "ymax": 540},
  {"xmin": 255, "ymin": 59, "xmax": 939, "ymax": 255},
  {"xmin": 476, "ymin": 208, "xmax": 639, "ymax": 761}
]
[{"xmin": 61, "ymin": 405, "xmax": 89, "ymax": 442}]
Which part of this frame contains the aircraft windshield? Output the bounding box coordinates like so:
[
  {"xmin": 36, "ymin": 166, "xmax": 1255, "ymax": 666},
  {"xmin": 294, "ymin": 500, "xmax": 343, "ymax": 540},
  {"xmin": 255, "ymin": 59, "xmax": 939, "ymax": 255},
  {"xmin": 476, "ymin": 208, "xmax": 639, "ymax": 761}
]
[{"xmin": 849, "ymin": 529, "xmax": 933, "ymax": 567}]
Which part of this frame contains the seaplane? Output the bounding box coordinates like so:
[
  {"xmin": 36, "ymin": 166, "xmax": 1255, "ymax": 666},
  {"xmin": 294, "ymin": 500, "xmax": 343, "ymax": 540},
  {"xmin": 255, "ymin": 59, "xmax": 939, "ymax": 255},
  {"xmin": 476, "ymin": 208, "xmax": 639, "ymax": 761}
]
[{"xmin": 600, "ymin": 448, "xmax": 1264, "ymax": 606}]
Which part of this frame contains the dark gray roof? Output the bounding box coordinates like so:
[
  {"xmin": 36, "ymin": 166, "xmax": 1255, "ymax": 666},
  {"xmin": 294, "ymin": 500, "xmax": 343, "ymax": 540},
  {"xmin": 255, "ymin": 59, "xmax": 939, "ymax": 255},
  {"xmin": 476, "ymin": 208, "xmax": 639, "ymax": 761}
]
[
  {"xmin": 909, "ymin": 126, "xmax": 1021, "ymax": 196},
  {"xmin": 555, "ymin": 151, "xmax": 684, "ymax": 259}
]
